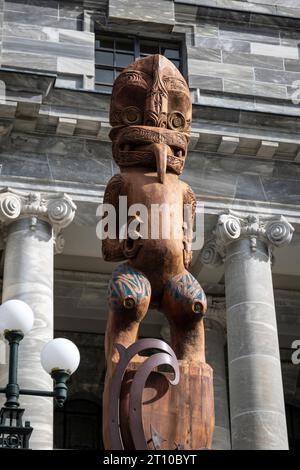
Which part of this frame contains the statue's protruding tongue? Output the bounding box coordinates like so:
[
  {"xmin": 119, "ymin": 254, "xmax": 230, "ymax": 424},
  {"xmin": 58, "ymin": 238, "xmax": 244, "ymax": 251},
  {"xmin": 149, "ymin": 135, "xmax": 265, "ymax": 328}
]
[{"xmin": 150, "ymin": 142, "xmax": 168, "ymax": 184}]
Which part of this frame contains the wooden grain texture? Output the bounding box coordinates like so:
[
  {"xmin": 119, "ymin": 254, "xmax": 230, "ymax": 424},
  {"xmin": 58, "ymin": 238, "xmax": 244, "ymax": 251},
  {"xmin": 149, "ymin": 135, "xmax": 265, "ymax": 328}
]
[{"xmin": 118, "ymin": 360, "xmax": 214, "ymax": 450}]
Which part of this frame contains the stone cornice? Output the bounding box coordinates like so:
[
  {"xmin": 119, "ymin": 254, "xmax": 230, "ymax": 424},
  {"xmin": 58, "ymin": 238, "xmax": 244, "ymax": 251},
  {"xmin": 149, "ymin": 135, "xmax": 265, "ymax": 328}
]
[
  {"xmin": 1, "ymin": 68, "xmax": 300, "ymax": 163},
  {"xmin": 0, "ymin": 188, "xmax": 77, "ymax": 254},
  {"xmin": 201, "ymin": 210, "xmax": 295, "ymax": 266},
  {"xmin": 83, "ymin": 0, "xmax": 108, "ymax": 11}
]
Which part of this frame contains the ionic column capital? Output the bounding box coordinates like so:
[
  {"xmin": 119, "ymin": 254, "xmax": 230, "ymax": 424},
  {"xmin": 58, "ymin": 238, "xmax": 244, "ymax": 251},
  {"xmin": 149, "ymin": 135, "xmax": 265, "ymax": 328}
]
[
  {"xmin": 215, "ymin": 212, "xmax": 294, "ymax": 248},
  {"xmin": 201, "ymin": 211, "xmax": 294, "ymax": 267},
  {"xmin": 0, "ymin": 188, "xmax": 77, "ymax": 253}
]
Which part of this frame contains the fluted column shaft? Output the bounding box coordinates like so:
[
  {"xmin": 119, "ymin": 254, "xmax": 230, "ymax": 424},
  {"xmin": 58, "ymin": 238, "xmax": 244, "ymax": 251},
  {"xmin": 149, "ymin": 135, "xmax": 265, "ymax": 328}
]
[
  {"xmin": 201, "ymin": 213, "xmax": 294, "ymax": 450},
  {"xmin": 0, "ymin": 189, "xmax": 76, "ymax": 449},
  {"xmin": 3, "ymin": 218, "xmax": 54, "ymax": 449},
  {"xmin": 205, "ymin": 311, "xmax": 231, "ymax": 450},
  {"xmin": 225, "ymin": 237, "xmax": 288, "ymax": 449}
]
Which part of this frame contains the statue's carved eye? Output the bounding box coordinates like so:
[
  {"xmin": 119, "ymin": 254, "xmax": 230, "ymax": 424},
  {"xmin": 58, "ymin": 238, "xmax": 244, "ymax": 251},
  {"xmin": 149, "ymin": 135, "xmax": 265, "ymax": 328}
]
[
  {"xmin": 167, "ymin": 111, "xmax": 186, "ymax": 130},
  {"xmin": 122, "ymin": 106, "xmax": 142, "ymax": 125}
]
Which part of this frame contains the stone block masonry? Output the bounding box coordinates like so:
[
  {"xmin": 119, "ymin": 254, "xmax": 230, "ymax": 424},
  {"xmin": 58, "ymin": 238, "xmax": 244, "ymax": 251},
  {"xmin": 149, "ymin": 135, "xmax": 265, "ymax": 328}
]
[{"xmin": 1, "ymin": 1, "xmax": 95, "ymax": 87}]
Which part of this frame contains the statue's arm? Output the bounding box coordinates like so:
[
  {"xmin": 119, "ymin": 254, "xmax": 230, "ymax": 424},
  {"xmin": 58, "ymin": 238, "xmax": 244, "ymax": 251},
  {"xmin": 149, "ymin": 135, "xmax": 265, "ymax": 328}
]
[
  {"xmin": 183, "ymin": 184, "xmax": 197, "ymax": 268},
  {"xmin": 101, "ymin": 174, "xmax": 127, "ymax": 262}
]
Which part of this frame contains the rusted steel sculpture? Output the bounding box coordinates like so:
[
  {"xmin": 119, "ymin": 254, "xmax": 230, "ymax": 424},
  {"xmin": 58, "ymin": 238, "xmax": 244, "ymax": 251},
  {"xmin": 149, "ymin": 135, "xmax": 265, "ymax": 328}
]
[{"xmin": 102, "ymin": 55, "xmax": 214, "ymax": 450}]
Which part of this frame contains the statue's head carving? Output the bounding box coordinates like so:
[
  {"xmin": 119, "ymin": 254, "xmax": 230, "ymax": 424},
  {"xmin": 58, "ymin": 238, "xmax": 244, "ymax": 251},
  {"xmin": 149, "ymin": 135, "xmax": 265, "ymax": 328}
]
[{"xmin": 109, "ymin": 54, "xmax": 192, "ymax": 183}]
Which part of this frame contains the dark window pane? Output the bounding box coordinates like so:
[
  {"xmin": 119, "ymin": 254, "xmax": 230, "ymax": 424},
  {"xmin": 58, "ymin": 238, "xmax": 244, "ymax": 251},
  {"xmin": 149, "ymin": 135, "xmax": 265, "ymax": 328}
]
[
  {"xmin": 95, "ymin": 50, "xmax": 114, "ymax": 66},
  {"xmin": 116, "ymin": 52, "xmax": 134, "ymax": 68},
  {"xmin": 95, "ymin": 84, "xmax": 113, "ymax": 93},
  {"xmin": 65, "ymin": 414, "xmax": 98, "ymax": 450},
  {"xmin": 94, "ymin": 35, "xmax": 182, "ymax": 92},
  {"xmin": 55, "ymin": 399, "xmax": 103, "ymax": 450},
  {"xmin": 162, "ymin": 48, "xmax": 180, "ymax": 59},
  {"xmin": 95, "ymin": 37, "xmax": 114, "ymax": 50},
  {"xmin": 66, "ymin": 400, "xmax": 98, "ymax": 413},
  {"xmin": 95, "ymin": 68, "xmax": 114, "ymax": 84},
  {"xmin": 140, "ymin": 41, "xmax": 159, "ymax": 55},
  {"xmin": 170, "ymin": 59, "xmax": 180, "ymax": 69},
  {"xmin": 116, "ymin": 38, "xmax": 134, "ymax": 52}
]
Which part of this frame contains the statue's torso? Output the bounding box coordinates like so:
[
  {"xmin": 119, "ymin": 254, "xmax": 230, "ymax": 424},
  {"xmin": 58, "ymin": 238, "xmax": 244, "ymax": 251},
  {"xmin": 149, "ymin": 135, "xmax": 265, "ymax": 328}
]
[{"xmin": 121, "ymin": 169, "xmax": 187, "ymax": 302}]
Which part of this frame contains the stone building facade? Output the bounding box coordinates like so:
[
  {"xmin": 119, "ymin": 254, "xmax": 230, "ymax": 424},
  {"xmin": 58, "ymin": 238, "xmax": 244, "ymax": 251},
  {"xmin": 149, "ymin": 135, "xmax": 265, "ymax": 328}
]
[{"xmin": 0, "ymin": 0, "xmax": 299, "ymax": 450}]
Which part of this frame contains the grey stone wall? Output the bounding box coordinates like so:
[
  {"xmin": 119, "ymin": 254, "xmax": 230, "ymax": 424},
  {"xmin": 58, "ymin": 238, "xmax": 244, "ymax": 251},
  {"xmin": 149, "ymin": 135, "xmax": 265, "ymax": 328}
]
[
  {"xmin": 175, "ymin": 1, "xmax": 300, "ymax": 18},
  {"xmin": 109, "ymin": 0, "xmax": 175, "ymax": 29},
  {"xmin": 184, "ymin": 151, "xmax": 300, "ymax": 207},
  {"xmin": 175, "ymin": 0, "xmax": 300, "ymax": 16},
  {"xmin": 0, "ymin": 1, "xmax": 4, "ymax": 59},
  {"xmin": 0, "ymin": 132, "xmax": 114, "ymax": 185},
  {"xmin": 177, "ymin": 5, "xmax": 300, "ymax": 114},
  {"xmin": 1, "ymin": 0, "xmax": 300, "ymax": 115},
  {"xmin": 1, "ymin": 1, "xmax": 94, "ymax": 88}
]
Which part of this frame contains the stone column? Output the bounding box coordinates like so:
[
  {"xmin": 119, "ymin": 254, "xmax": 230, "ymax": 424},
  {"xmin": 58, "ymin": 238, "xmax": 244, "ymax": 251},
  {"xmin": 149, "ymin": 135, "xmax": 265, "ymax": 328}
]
[
  {"xmin": 201, "ymin": 212, "xmax": 294, "ymax": 450},
  {"xmin": 205, "ymin": 298, "xmax": 231, "ymax": 450},
  {"xmin": 0, "ymin": 189, "xmax": 76, "ymax": 449},
  {"xmin": 0, "ymin": 235, "xmax": 6, "ymax": 366}
]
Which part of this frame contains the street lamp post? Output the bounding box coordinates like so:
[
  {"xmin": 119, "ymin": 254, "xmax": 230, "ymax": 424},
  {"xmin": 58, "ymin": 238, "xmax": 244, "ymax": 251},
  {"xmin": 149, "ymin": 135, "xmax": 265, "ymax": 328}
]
[{"xmin": 0, "ymin": 300, "xmax": 80, "ymax": 449}]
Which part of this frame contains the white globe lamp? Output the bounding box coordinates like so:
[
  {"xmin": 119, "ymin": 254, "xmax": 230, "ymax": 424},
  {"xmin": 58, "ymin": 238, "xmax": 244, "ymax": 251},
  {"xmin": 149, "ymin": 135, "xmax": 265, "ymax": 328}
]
[
  {"xmin": 41, "ymin": 338, "xmax": 80, "ymax": 375},
  {"xmin": 0, "ymin": 299, "xmax": 34, "ymax": 335}
]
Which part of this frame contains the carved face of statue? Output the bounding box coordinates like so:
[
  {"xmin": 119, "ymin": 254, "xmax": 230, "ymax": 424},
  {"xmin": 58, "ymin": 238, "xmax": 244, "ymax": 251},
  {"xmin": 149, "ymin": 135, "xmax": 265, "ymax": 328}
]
[{"xmin": 109, "ymin": 54, "xmax": 192, "ymax": 183}]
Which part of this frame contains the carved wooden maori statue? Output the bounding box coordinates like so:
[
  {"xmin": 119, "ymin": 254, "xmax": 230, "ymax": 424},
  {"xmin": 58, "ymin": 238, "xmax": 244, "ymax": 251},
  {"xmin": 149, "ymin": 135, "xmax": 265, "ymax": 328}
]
[{"xmin": 102, "ymin": 55, "xmax": 214, "ymax": 450}]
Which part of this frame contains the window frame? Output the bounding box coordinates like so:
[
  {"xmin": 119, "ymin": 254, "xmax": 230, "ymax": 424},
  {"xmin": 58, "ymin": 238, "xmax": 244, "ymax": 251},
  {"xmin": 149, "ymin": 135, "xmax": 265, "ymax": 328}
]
[{"xmin": 94, "ymin": 33, "xmax": 183, "ymax": 93}]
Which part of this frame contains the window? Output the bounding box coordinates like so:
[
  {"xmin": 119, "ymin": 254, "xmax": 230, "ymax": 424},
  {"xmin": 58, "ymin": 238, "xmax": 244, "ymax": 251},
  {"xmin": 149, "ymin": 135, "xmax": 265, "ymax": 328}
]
[
  {"xmin": 54, "ymin": 398, "xmax": 103, "ymax": 449},
  {"xmin": 95, "ymin": 34, "xmax": 182, "ymax": 93}
]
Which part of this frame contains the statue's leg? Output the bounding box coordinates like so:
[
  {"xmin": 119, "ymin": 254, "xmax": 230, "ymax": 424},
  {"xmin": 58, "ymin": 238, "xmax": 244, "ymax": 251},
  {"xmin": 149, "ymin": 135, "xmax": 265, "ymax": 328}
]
[
  {"xmin": 105, "ymin": 262, "xmax": 151, "ymax": 363},
  {"xmin": 103, "ymin": 262, "xmax": 151, "ymax": 448},
  {"xmin": 160, "ymin": 271, "xmax": 214, "ymax": 450},
  {"xmin": 161, "ymin": 270, "xmax": 207, "ymax": 364}
]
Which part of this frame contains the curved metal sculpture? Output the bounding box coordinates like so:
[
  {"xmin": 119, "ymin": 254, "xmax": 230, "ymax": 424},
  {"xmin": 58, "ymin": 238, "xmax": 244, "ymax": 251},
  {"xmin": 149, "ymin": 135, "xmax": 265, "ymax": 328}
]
[
  {"xmin": 102, "ymin": 54, "xmax": 214, "ymax": 450},
  {"xmin": 109, "ymin": 339, "xmax": 179, "ymax": 450}
]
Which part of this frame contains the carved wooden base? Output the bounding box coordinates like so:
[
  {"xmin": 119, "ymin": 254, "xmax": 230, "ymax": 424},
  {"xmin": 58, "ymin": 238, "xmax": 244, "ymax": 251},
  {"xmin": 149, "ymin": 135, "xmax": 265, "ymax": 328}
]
[{"xmin": 104, "ymin": 359, "xmax": 214, "ymax": 450}]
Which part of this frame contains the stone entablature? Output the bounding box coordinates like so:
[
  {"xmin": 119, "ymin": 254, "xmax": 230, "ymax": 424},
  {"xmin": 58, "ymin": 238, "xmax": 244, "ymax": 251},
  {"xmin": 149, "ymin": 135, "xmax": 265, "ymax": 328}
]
[{"xmin": 1, "ymin": 67, "xmax": 300, "ymax": 163}]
